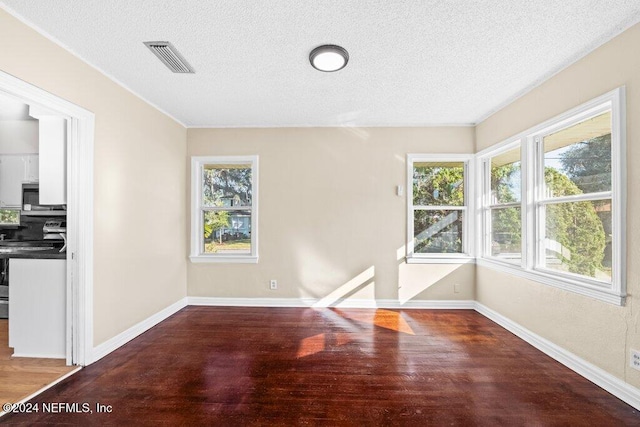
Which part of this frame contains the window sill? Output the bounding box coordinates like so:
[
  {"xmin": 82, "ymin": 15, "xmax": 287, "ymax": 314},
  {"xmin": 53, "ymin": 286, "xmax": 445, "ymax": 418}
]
[
  {"xmin": 406, "ymin": 256, "xmax": 475, "ymax": 264},
  {"xmin": 476, "ymin": 258, "xmax": 625, "ymax": 306},
  {"xmin": 189, "ymin": 255, "xmax": 258, "ymax": 264}
]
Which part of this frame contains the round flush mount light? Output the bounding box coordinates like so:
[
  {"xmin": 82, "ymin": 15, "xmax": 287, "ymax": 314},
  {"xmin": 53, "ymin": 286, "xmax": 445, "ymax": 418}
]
[{"xmin": 309, "ymin": 45, "xmax": 349, "ymax": 72}]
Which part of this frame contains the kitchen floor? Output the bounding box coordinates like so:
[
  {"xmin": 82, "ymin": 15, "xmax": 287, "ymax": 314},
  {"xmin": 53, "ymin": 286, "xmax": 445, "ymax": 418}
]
[{"xmin": 0, "ymin": 319, "xmax": 77, "ymax": 409}]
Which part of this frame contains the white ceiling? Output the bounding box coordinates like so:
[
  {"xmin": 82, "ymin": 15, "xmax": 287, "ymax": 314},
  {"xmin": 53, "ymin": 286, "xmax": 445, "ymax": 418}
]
[{"xmin": 2, "ymin": 1, "xmax": 640, "ymax": 128}]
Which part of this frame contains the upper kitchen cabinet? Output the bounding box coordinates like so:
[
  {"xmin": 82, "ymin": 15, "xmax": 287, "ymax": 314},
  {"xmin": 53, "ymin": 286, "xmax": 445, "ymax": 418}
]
[
  {"xmin": 29, "ymin": 107, "xmax": 67, "ymax": 205},
  {"xmin": 0, "ymin": 108, "xmax": 39, "ymax": 207},
  {"xmin": 0, "ymin": 155, "xmax": 38, "ymax": 207}
]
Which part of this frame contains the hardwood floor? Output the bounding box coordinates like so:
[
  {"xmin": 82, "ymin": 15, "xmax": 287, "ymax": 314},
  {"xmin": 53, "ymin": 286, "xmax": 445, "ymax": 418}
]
[
  {"xmin": 2, "ymin": 307, "xmax": 639, "ymax": 425},
  {"xmin": 0, "ymin": 319, "xmax": 76, "ymax": 409}
]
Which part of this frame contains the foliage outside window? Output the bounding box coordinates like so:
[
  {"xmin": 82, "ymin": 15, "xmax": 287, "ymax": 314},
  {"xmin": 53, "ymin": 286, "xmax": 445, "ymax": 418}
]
[
  {"xmin": 538, "ymin": 111, "xmax": 612, "ymax": 283},
  {"xmin": 479, "ymin": 88, "xmax": 625, "ymax": 305},
  {"xmin": 488, "ymin": 147, "xmax": 522, "ymax": 264},
  {"xmin": 408, "ymin": 155, "xmax": 471, "ymax": 260},
  {"xmin": 191, "ymin": 156, "xmax": 258, "ymax": 263},
  {"xmin": 0, "ymin": 209, "xmax": 19, "ymax": 226}
]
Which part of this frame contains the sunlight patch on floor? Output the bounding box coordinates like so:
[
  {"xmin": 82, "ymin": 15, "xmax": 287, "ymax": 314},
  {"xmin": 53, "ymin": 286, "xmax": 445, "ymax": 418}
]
[
  {"xmin": 295, "ymin": 308, "xmax": 414, "ymax": 359},
  {"xmin": 295, "ymin": 331, "xmax": 357, "ymax": 359},
  {"xmin": 296, "ymin": 333, "xmax": 326, "ymax": 358},
  {"xmin": 337, "ymin": 309, "xmax": 415, "ymax": 335}
]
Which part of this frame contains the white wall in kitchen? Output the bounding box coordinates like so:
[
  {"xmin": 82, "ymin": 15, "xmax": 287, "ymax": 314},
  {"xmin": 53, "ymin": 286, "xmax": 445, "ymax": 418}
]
[{"xmin": 0, "ymin": 120, "xmax": 38, "ymax": 154}]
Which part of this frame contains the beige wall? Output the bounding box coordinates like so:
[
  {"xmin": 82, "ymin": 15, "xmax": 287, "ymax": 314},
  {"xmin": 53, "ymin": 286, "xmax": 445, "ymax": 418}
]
[
  {"xmin": 188, "ymin": 127, "xmax": 475, "ymax": 303},
  {"xmin": 475, "ymin": 22, "xmax": 640, "ymax": 388},
  {"xmin": 0, "ymin": 9, "xmax": 188, "ymax": 346}
]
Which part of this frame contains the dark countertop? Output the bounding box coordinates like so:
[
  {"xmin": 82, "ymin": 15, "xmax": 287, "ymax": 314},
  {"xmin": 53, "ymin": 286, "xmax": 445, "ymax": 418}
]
[
  {"xmin": 0, "ymin": 249, "xmax": 66, "ymax": 260},
  {"xmin": 0, "ymin": 241, "xmax": 66, "ymax": 259}
]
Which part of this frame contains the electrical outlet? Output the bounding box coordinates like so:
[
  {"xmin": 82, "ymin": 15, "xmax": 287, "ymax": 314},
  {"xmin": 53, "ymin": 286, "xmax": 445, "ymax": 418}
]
[
  {"xmin": 631, "ymin": 349, "xmax": 640, "ymax": 371},
  {"xmin": 270, "ymin": 280, "xmax": 277, "ymax": 290},
  {"xmin": 454, "ymin": 283, "xmax": 460, "ymax": 294}
]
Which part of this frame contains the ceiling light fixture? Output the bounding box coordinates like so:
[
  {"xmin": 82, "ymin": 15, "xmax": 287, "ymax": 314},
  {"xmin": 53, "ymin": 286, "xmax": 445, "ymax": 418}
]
[{"xmin": 309, "ymin": 45, "xmax": 349, "ymax": 72}]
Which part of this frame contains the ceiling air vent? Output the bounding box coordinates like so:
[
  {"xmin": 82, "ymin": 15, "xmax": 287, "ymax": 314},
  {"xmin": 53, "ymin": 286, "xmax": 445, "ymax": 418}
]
[{"xmin": 143, "ymin": 41, "xmax": 194, "ymax": 73}]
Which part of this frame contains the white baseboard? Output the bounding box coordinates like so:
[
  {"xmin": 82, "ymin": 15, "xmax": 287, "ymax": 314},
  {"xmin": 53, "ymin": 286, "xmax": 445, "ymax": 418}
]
[
  {"xmin": 90, "ymin": 298, "xmax": 187, "ymax": 364},
  {"xmin": 474, "ymin": 302, "xmax": 640, "ymax": 411},
  {"xmin": 187, "ymin": 296, "xmax": 475, "ymax": 310},
  {"xmin": 12, "ymin": 352, "xmax": 66, "ymax": 359},
  {"xmin": 381, "ymin": 299, "xmax": 476, "ymax": 309},
  {"xmin": 187, "ymin": 296, "xmax": 316, "ymax": 307}
]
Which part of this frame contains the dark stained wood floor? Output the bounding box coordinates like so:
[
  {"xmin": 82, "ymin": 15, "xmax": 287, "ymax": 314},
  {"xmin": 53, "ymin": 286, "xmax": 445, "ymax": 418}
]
[{"xmin": 1, "ymin": 307, "xmax": 639, "ymax": 425}]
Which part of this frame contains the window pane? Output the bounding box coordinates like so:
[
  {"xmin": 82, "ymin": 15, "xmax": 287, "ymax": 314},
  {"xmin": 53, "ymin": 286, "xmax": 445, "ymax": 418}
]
[
  {"xmin": 491, "ymin": 148, "xmax": 521, "ymax": 204},
  {"xmin": 413, "ymin": 162, "xmax": 464, "ymax": 206},
  {"xmin": 490, "ymin": 207, "xmax": 521, "ymax": 263},
  {"xmin": 543, "ymin": 111, "xmax": 611, "ymax": 197},
  {"xmin": 542, "ymin": 199, "xmax": 611, "ymax": 282},
  {"xmin": 0, "ymin": 209, "xmax": 19, "ymax": 226},
  {"xmin": 203, "ymin": 210, "xmax": 252, "ymax": 254},
  {"xmin": 203, "ymin": 164, "xmax": 252, "ymax": 207},
  {"xmin": 413, "ymin": 209, "xmax": 463, "ymax": 253}
]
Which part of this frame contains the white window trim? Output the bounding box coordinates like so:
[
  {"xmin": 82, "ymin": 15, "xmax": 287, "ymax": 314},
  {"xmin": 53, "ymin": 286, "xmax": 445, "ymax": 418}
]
[
  {"xmin": 190, "ymin": 155, "xmax": 259, "ymax": 264},
  {"xmin": 476, "ymin": 87, "xmax": 626, "ymax": 305},
  {"xmin": 407, "ymin": 153, "xmax": 475, "ymax": 263}
]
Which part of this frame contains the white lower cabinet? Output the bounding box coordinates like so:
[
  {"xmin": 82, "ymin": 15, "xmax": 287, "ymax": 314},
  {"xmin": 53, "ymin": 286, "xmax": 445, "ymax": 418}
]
[{"xmin": 8, "ymin": 258, "xmax": 66, "ymax": 358}]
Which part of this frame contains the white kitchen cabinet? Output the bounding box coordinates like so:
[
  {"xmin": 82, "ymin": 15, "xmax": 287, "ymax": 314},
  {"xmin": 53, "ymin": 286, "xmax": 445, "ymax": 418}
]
[
  {"xmin": 29, "ymin": 107, "xmax": 67, "ymax": 205},
  {"xmin": 8, "ymin": 258, "xmax": 66, "ymax": 358},
  {"xmin": 25, "ymin": 154, "xmax": 39, "ymax": 182},
  {"xmin": 0, "ymin": 154, "xmax": 38, "ymax": 207},
  {"xmin": 0, "ymin": 156, "xmax": 23, "ymax": 207}
]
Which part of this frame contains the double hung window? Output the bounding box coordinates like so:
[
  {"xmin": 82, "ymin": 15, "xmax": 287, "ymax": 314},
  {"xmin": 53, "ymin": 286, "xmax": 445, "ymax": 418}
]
[
  {"xmin": 190, "ymin": 156, "xmax": 258, "ymax": 263},
  {"xmin": 487, "ymin": 146, "xmax": 522, "ymax": 265},
  {"xmin": 407, "ymin": 154, "xmax": 473, "ymax": 261},
  {"xmin": 535, "ymin": 108, "xmax": 613, "ymax": 283}
]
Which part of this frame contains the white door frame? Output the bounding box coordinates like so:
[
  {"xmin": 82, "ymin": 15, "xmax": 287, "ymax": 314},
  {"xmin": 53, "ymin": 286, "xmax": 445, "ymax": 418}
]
[{"xmin": 0, "ymin": 70, "xmax": 94, "ymax": 366}]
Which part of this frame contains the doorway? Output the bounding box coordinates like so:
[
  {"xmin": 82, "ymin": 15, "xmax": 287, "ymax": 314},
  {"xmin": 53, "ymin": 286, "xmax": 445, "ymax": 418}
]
[{"xmin": 0, "ymin": 69, "xmax": 94, "ymax": 369}]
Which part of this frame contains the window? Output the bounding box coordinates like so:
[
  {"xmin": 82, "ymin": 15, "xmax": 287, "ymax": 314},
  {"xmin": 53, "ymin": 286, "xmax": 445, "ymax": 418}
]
[
  {"xmin": 190, "ymin": 156, "xmax": 258, "ymax": 263},
  {"xmin": 478, "ymin": 88, "xmax": 625, "ymax": 305},
  {"xmin": 407, "ymin": 154, "xmax": 473, "ymax": 262},
  {"xmin": 485, "ymin": 145, "xmax": 523, "ymax": 265},
  {"xmin": 536, "ymin": 110, "xmax": 613, "ymax": 283}
]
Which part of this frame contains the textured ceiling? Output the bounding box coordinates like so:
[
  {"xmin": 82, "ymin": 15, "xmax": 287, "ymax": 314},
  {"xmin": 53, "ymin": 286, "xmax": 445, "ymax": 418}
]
[{"xmin": 1, "ymin": 1, "xmax": 640, "ymax": 128}]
